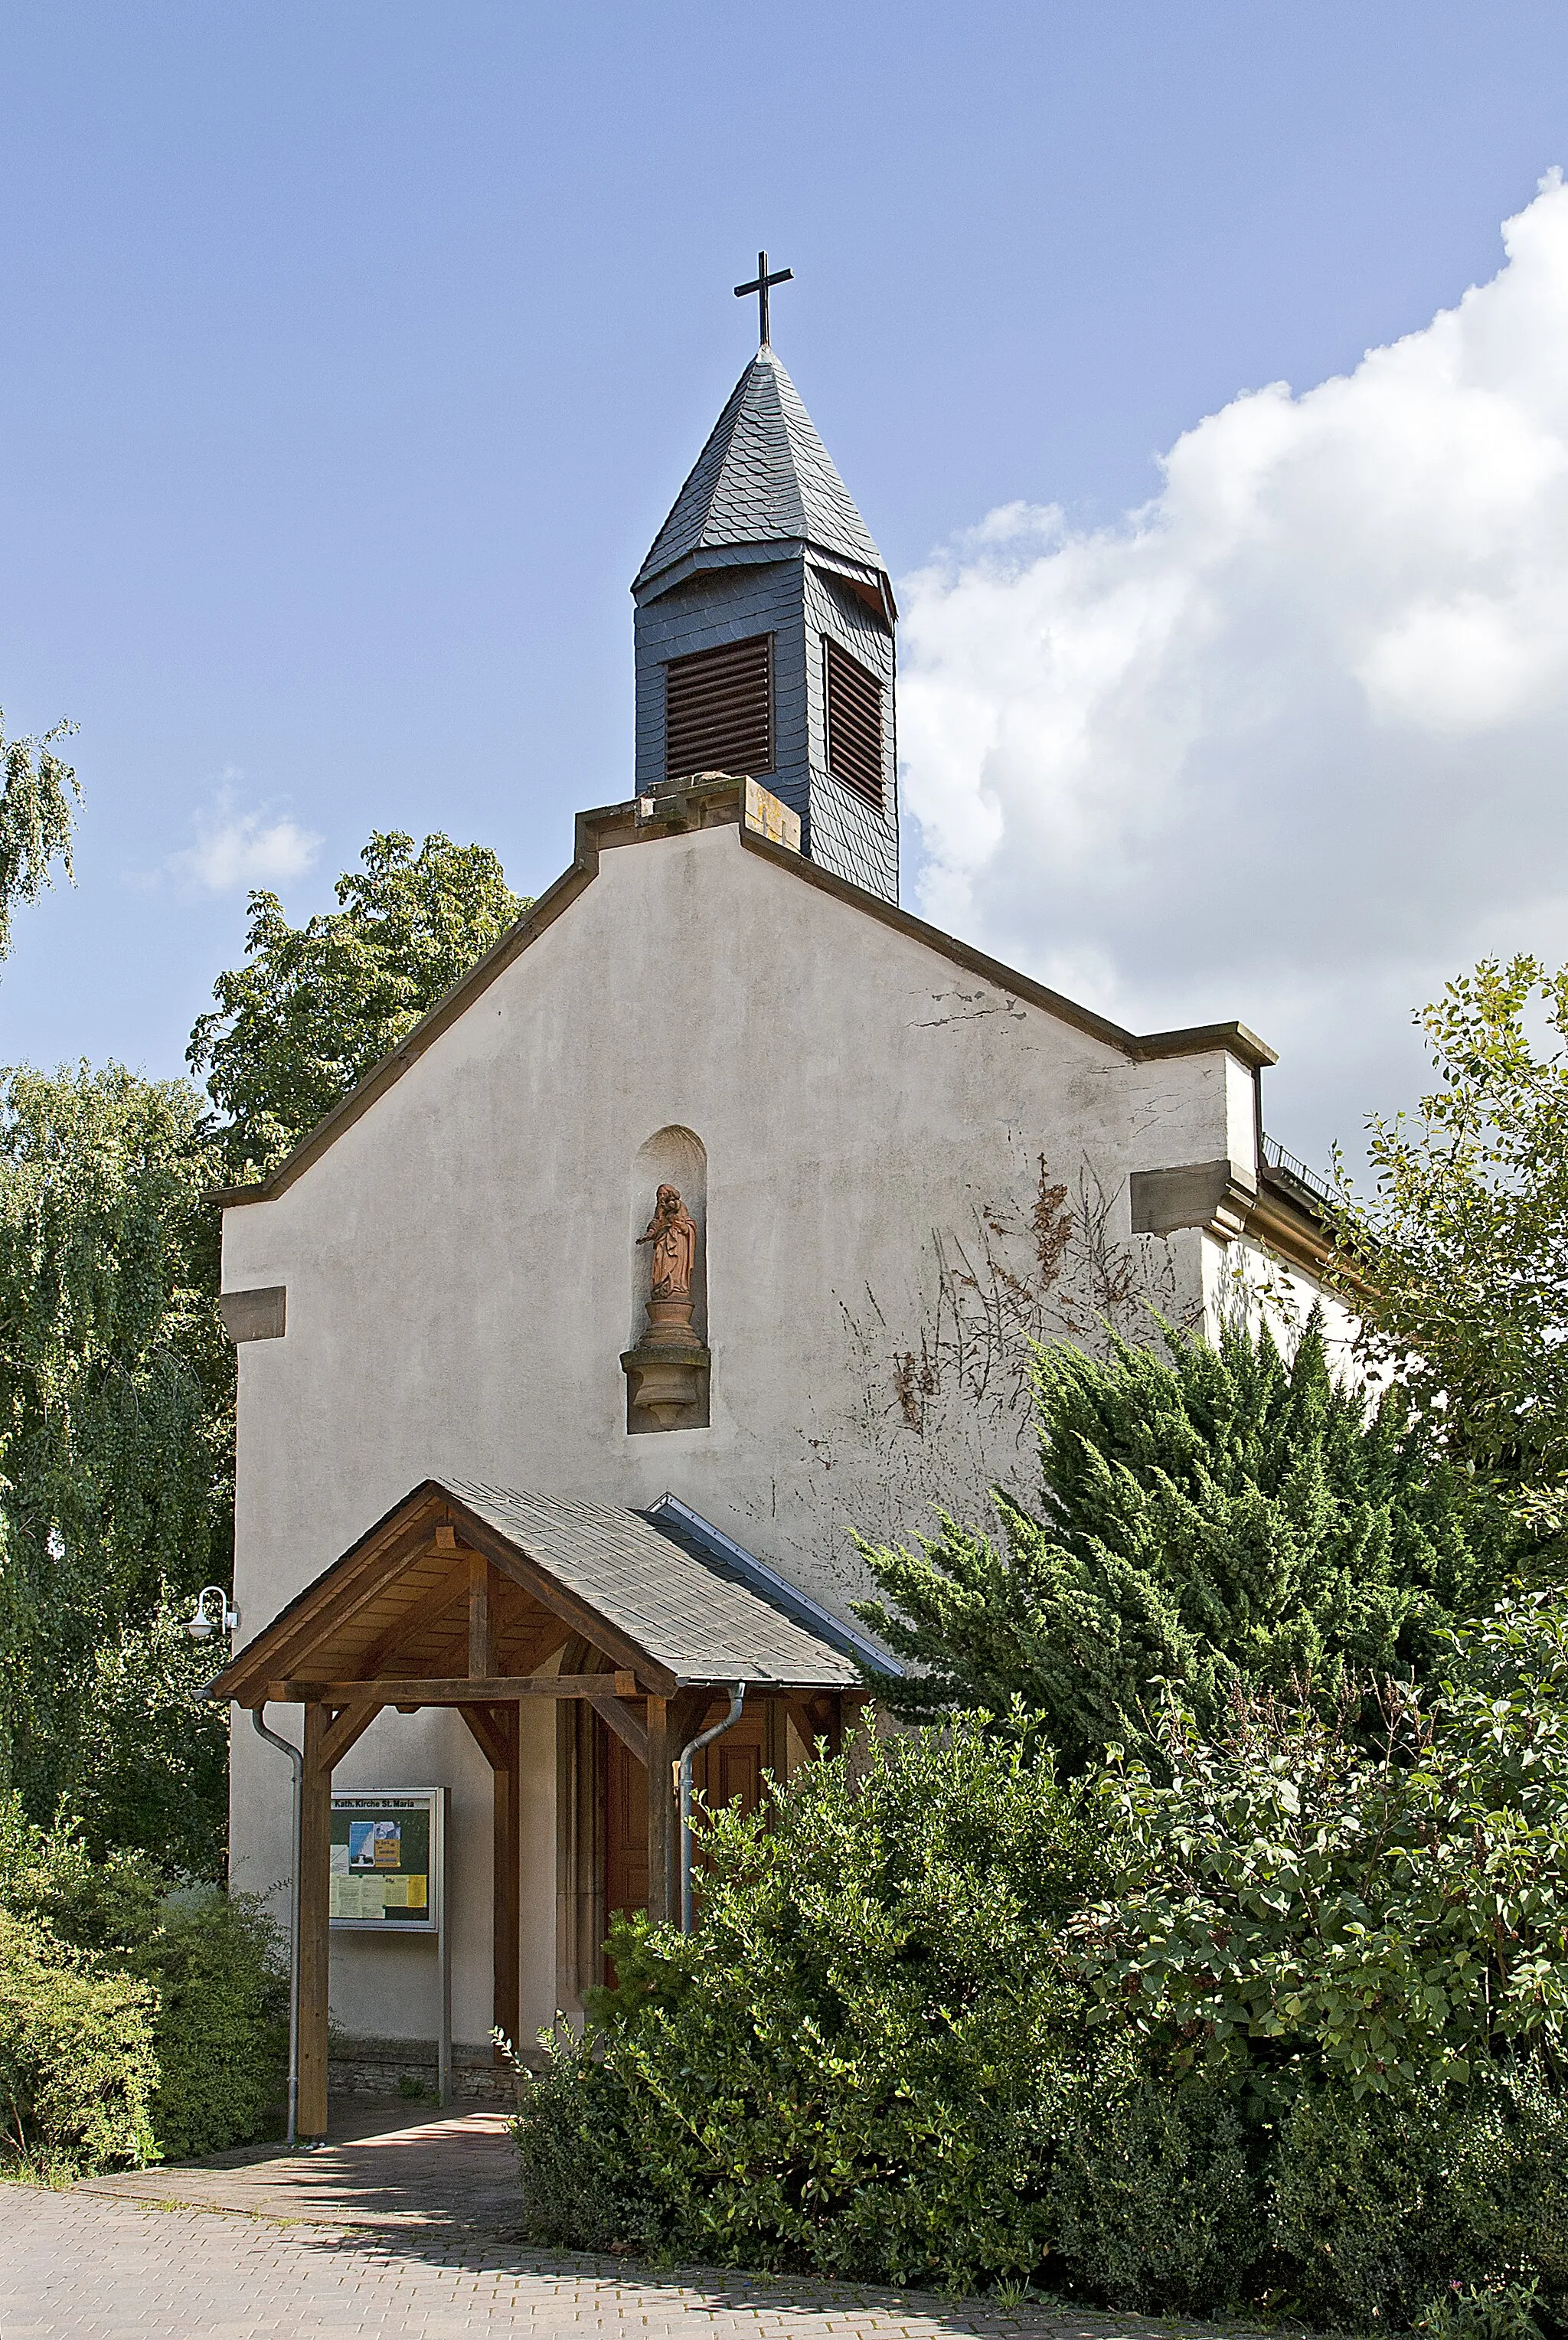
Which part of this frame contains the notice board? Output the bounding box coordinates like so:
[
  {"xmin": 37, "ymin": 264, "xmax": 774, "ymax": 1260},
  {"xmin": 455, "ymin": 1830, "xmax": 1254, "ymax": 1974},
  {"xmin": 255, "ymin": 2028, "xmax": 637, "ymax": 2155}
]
[{"xmin": 329, "ymin": 1789, "xmax": 444, "ymax": 1933}]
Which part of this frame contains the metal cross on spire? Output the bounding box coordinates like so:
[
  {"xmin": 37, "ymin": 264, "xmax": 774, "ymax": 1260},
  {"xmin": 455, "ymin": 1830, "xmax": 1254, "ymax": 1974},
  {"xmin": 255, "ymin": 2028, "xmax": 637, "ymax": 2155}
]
[{"xmin": 733, "ymin": 250, "xmax": 793, "ymax": 348}]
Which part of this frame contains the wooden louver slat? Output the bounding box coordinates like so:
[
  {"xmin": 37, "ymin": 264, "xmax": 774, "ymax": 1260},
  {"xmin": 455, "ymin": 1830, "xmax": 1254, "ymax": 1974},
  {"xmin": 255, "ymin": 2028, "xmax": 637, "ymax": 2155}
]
[
  {"xmin": 665, "ymin": 634, "xmax": 773, "ymax": 782},
  {"xmin": 824, "ymin": 638, "xmax": 884, "ymax": 809}
]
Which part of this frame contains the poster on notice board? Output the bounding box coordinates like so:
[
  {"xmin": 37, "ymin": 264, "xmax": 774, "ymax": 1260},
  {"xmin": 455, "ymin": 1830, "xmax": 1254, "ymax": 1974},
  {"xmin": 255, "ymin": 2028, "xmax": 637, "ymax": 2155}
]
[{"xmin": 329, "ymin": 1790, "xmax": 443, "ymax": 1932}]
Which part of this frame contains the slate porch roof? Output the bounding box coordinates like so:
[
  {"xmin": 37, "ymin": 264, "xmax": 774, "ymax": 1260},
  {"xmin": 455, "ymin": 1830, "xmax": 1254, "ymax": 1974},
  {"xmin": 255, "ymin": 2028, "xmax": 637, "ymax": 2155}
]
[
  {"xmin": 635, "ymin": 347, "xmax": 887, "ymax": 595},
  {"xmin": 447, "ymin": 1479, "xmax": 865, "ymax": 1688},
  {"xmin": 207, "ymin": 1476, "xmax": 868, "ymax": 1704}
]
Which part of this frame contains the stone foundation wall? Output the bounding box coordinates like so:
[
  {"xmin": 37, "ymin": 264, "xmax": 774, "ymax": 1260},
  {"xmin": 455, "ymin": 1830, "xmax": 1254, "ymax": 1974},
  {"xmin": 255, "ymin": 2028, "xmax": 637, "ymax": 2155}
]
[{"xmin": 328, "ymin": 2033, "xmax": 544, "ymax": 2106}]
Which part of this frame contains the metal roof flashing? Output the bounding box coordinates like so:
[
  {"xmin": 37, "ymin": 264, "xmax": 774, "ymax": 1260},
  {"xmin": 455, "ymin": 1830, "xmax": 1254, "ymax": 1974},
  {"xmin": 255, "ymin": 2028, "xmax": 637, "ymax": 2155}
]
[{"xmin": 646, "ymin": 1492, "xmax": 898, "ymax": 1677}]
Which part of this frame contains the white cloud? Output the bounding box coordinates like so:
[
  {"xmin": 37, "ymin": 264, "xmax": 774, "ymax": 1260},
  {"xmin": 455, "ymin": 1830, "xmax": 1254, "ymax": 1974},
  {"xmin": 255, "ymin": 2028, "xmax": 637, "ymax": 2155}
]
[
  {"xmin": 898, "ymin": 172, "xmax": 1568, "ymax": 1168},
  {"xmin": 164, "ymin": 783, "xmax": 322, "ymax": 897}
]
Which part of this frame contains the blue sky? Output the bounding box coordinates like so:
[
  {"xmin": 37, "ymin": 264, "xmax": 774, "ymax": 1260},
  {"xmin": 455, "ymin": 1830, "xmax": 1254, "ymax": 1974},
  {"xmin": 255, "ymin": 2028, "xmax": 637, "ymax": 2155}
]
[{"xmin": 5, "ymin": 3, "xmax": 1568, "ymax": 1163}]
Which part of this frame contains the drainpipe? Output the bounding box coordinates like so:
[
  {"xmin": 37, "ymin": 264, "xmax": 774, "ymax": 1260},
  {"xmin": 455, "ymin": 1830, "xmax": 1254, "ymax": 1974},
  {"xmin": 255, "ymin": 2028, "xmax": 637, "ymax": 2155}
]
[
  {"xmin": 678, "ymin": 1682, "xmax": 746, "ymax": 1935},
  {"xmin": 252, "ymin": 1706, "xmax": 302, "ymax": 2150}
]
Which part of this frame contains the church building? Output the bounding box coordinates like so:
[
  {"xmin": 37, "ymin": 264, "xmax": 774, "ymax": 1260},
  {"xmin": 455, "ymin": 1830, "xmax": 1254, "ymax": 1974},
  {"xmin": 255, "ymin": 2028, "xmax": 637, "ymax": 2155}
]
[{"xmin": 209, "ymin": 270, "xmax": 1334, "ymax": 2140}]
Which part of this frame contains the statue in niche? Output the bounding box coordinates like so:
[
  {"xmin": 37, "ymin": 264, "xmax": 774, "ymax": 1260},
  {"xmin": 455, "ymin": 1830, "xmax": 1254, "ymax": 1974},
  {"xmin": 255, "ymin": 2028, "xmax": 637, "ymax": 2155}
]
[
  {"xmin": 622, "ymin": 1181, "xmax": 709, "ymax": 1427},
  {"xmin": 639, "ymin": 1184, "xmax": 698, "ymax": 1304}
]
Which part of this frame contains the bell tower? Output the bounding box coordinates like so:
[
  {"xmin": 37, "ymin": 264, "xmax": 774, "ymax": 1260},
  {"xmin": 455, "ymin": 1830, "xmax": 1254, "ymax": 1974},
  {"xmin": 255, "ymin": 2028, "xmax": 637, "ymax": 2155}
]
[{"xmin": 632, "ymin": 257, "xmax": 899, "ymax": 904}]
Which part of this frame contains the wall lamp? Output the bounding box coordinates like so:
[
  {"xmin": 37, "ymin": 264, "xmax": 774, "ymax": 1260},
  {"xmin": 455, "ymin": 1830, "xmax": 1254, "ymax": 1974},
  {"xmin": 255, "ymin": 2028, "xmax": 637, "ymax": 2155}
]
[{"xmin": 187, "ymin": 1585, "xmax": 240, "ymax": 1642}]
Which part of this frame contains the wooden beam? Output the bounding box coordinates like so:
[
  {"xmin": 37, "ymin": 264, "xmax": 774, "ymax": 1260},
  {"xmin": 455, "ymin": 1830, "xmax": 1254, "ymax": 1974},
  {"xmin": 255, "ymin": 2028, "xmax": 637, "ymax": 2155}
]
[
  {"xmin": 276, "ymin": 1672, "xmax": 672, "ymax": 1706},
  {"xmin": 319, "ymin": 1702, "xmax": 383, "ymax": 1771},
  {"xmin": 492, "ymin": 1704, "xmax": 521, "ymax": 2054},
  {"xmin": 357, "ymin": 1566, "xmax": 469, "ymax": 1678},
  {"xmin": 498, "ymin": 1618, "xmax": 573, "ymax": 1675},
  {"xmin": 298, "ymin": 1702, "xmax": 332, "ymax": 2143},
  {"xmin": 441, "ymin": 1500, "xmax": 679, "ymax": 1695},
  {"xmin": 459, "ymin": 1704, "xmax": 504, "ymax": 1769},
  {"xmin": 645, "ymin": 1695, "xmax": 673, "ymax": 1928},
  {"xmin": 455, "ymin": 1701, "xmax": 525, "ymax": 2058},
  {"xmin": 469, "ymin": 1552, "xmax": 492, "ymax": 1680},
  {"xmin": 784, "ymin": 1691, "xmax": 840, "ymax": 1753},
  {"xmin": 586, "ymin": 1687, "xmax": 648, "ymax": 1768},
  {"xmin": 224, "ymin": 1504, "xmax": 446, "ymax": 1697}
]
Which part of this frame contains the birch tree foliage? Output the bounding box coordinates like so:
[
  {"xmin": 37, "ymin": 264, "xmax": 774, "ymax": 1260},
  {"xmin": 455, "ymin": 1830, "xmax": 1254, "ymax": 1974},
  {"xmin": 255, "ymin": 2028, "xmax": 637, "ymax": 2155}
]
[
  {"xmin": 0, "ymin": 712, "xmax": 80, "ymax": 965},
  {"xmin": 0, "ymin": 1064, "xmax": 231, "ymax": 1823},
  {"xmin": 1331, "ymin": 956, "xmax": 1568, "ymax": 1514}
]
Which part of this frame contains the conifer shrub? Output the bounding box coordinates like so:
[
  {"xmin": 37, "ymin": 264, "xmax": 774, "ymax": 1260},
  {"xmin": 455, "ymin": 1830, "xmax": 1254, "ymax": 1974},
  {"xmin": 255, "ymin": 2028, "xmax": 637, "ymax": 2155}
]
[{"xmin": 854, "ymin": 1312, "xmax": 1511, "ymax": 1769}]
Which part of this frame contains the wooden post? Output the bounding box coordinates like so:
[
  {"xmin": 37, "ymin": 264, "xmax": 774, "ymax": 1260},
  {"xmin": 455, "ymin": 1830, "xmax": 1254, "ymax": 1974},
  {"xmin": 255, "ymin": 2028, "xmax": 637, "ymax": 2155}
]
[
  {"xmin": 298, "ymin": 1701, "xmax": 332, "ymax": 2143},
  {"xmin": 468, "ymin": 1552, "xmax": 492, "ymax": 1679},
  {"xmin": 492, "ymin": 1704, "xmax": 522, "ymax": 2053},
  {"xmin": 645, "ymin": 1694, "xmax": 672, "ymax": 1926}
]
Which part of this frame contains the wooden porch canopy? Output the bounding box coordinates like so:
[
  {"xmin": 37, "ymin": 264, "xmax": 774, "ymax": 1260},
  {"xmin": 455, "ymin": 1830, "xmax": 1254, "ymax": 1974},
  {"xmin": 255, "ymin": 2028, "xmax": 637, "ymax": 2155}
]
[{"xmin": 206, "ymin": 1476, "xmax": 871, "ymax": 2142}]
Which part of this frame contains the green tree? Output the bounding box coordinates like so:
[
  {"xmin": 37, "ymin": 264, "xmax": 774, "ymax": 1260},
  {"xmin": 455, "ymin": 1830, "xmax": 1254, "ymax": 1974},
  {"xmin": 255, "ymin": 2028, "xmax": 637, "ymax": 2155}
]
[
  {"xmin": 188, "ymin": 828, "xmax": 528, "ymax": 1177},
  {"xmin": 854, "ymin": 1313, "xmax": 1507, "ymax": 1770},
  {"xmin": 1331, "ymin": 955, "xmax": 1568, "ymax": 1518},
  {"xmin": 0, "ymin": 711, "xmax": 79, "ymax": 967},
  {"xmin": 67, "ymin": 1612, "xmax": 230, "ymax": 1878},
  {"xmin": 0, "ymin": 1064, "xmax": 231, "ymax": 1825}
]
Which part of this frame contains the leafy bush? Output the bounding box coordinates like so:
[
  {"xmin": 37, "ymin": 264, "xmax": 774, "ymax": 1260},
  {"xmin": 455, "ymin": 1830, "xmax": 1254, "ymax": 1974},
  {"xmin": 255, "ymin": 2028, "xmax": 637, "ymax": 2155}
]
[
  {"xmin": 0, "ymin": 1793, "xmax": 286, "ymax": 2164},
  {"xmin": 1041, "ymin": 2041, "xmax": 1260, "ymax": 2312},
  {"xmin": 131, "ymin": 1888, "xmax": 287, "ymax": 2158},
  {"xmin": 0, "ymin": 1907, "xmax": 157, "ymax": 2175},
  {"xmin": 515, "ymin": 1720, "xmax": 1110, "ymax": 2289},
  {"xmin": 1073, "ymin": 1595, "xmax": 1568, "ymax": 2107},
  {"xmin": 1273, "ymin": 2064, "xmax": 1568, "ymax": 2331},
  {"xmin": 855, "ymin": 1312, "xmax": 1509, "ymax": 1770},
  {"xmin": 517, "ymin": 1606, "xmax": 1568, "ymax": 2325}
]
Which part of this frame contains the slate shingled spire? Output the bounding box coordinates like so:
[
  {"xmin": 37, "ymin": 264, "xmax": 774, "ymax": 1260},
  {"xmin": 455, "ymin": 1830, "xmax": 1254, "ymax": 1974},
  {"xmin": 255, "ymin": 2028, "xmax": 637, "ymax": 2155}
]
[
  {"xmin": 635, "ymin": 349, "xmax": 887, "ymax": 592},
  {"xmin": 633, "ymin": 345, "xmax": 899, "ymax": 904}
]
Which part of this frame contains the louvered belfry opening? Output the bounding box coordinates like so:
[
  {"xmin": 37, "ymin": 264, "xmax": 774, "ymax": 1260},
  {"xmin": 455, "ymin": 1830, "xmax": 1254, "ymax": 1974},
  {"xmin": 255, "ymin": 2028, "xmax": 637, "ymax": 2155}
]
[
  {"xmin": 824, "ymin": 637, "xmax": 884, "ymax": 809},
  {"xmin": 664, "ymin": 633, "xmax": 773, "ymax": 783}
]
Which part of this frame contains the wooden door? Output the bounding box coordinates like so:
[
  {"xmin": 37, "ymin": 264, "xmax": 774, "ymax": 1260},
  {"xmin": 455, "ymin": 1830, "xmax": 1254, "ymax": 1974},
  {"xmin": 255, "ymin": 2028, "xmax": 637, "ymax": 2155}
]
[
  {"xmin": 691, "ymin": 1713, "xmax": 766, "ymax": 1819},
  {"xmin": 603, "ymin": 1726, "xmax": 648, "ymax": 1928}
]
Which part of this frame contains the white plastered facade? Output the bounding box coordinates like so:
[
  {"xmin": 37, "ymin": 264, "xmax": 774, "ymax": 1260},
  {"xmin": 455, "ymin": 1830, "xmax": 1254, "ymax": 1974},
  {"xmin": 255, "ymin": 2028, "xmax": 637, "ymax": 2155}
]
[{"xmin": 221, "ymin": 812, "xmax": 1333, "ymax": 2054}]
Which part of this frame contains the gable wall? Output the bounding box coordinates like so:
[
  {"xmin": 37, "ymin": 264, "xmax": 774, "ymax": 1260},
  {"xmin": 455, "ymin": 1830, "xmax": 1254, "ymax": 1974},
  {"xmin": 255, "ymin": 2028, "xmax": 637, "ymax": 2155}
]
[{"xmin": 221, "ymin": 822, "xmax": 1257, "ymax": 2047}]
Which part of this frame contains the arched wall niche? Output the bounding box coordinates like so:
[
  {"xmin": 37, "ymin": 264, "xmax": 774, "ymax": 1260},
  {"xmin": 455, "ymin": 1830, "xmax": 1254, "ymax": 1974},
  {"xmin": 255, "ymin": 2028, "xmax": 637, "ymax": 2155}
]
[
  {"xmin": 628, "ymin": 1126, "xmax": 707, "ymax": 1348},
  {"xmin": 622, "ymin": 1126, "xmax": 710, "ymax": 1433}
]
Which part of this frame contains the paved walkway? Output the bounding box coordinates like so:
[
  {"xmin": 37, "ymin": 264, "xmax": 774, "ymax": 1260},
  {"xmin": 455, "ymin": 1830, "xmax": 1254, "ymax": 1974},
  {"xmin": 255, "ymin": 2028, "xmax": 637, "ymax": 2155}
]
[
  {"xmin": 74, "ymin": 2100, "xmax": 523, "ymax": 2237},
  {"xmin": 2, "ymin": 2103, "xmax": 1284, "ymax": 2340}
]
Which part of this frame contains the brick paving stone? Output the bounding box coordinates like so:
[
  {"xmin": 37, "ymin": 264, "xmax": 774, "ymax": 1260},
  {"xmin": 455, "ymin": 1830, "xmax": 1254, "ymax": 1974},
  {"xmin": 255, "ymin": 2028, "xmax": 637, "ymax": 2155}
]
[{"xmin": 0, "ymin": 2109, "xmax": 1308, "ymax": 2340}]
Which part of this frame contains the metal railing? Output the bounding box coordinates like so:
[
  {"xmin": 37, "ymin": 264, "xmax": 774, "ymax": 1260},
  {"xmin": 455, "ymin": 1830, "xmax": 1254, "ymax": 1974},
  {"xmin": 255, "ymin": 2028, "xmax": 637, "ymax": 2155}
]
[{"xmin": 1260, "ymin": 1133, "xmax": 1338, "ymax": 1215}]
